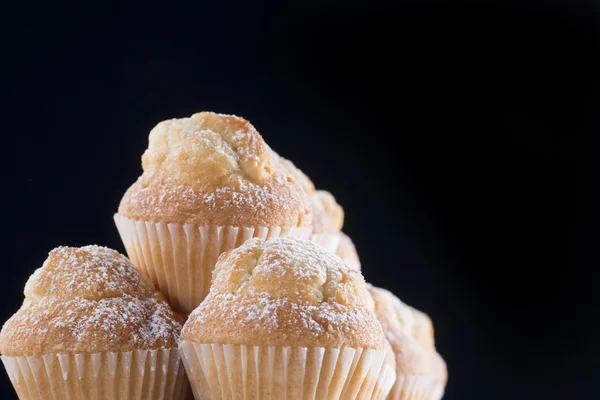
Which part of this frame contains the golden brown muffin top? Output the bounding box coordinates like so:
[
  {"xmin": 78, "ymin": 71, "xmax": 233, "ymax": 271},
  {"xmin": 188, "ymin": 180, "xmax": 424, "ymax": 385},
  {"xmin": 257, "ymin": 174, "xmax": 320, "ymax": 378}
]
[
  {"xmin": 336, "ymin": 233, "xmax": 361, "ymax": 271},
  {"xmin": 273, "ymin": 153, "xmax": 345, "ymax": 234},
  {"xmin": 367, "ymin": 285, "xmax": 447, "ymax": 383},
  {"xmin": 119, "ymin": 112, "xmax": 312, "ymax": 227},
  {"xmin": 182, "ymin": 237, "xmax": 385, "ymax": 349},
  {"xmin": 0, "ymin": 246, "xmax": 182, "ymax": 356},
  {"xmin": 311, "ymin": 190, "xmax": 344, "ymax": 233},
  {"xmin": 275, "ymin": 154, "xmax": 315, "ymax": 195}
]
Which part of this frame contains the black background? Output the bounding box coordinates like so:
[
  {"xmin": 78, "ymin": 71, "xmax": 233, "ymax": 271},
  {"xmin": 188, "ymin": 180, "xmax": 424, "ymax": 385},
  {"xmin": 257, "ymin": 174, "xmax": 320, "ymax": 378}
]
[{"xmin": 2, "ymin": 1, "xmax": 599, "ymax": 399}]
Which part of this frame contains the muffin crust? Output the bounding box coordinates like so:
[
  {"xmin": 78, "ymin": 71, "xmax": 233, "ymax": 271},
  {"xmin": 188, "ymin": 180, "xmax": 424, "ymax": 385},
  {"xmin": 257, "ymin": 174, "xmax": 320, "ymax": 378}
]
[
  {"xmin": 336, "ymin": 233, "xmax": 361, "ymax": 270},
  {"xmin": 312, "ymin": 190, "xmax": 344, "ymax": 234},
  {"xmin": 182, "ymin": 237, "xmax": 384, "ymax": 349},
  {"xmin": 275, "ymin": 154, "xmax": 315, "ymax": 195},
  {"xmin": 0, "ymin": 246, "xmax": 182, "ymax": 356},
  {"xmin": 272, "ymin": 153, "xmax": 345, "ymax": 234},
  {"xmin": 119, "ymin": 112, "xmax": 312, "ymax": 227},
  {"xmin": 367, "ymin": 285, "xmax": 447, "ymax": 383}
]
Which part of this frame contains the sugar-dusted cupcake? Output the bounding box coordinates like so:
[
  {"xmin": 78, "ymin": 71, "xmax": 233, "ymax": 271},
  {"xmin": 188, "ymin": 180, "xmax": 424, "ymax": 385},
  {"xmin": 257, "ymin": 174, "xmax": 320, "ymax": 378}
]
[
  {"xmin": 336, "ymin": 232, "xmax": 361, "ymax": 271},
  {"xmin": 311, "ymin": 190, "xmax": 345, "ymax": 252},
  {"xmin": 276, "ymin": 154, "xmax": 315, "ymax": 195},
  {"xmin": 368, "ymin": 285, "xmax": 447, "ymax": 400},
  {"xmin": 0, "ymin": 245, "xmax": 189, "ymax": 400},
  {"xmin": 276, "ymin": 154, "xmax": 346, "ymax": 254},
  {"xmin": 179, "ymin": 237, "xmax": 396, "ymax": 400},
  {"xmin": 115, "ymin": 112, "xmax": 313, "ymax": 313}
]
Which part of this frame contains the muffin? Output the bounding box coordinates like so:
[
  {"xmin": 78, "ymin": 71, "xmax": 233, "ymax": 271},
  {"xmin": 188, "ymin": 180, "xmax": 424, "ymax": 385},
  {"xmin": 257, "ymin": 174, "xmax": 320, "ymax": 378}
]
[
  {"xmin": 115, "ymin": 112, "xmax": 313, "ymax": 313},
  {"xmin": 367, "ymin": 285, "xmax": 447, "ymax": 400},
  {"xmin": 276, "ymin": 154, "xmax": 347, "ymax": 254},
  {"xmin": 336, "ymin": 232, "xmax": 361, "ymax": 271},
  {"xmin": 179, "ymin": 237, "xmax": 396, "ymax": 400},
  {"xmin": 0, "ymin": 245, "xmax": 189, "ymax": 400},
  {"xmin": 311, "ymin": 190, "xmax": 345, "ymax": 252},
  {"xmin": 275, "ymin": 154, "xmax": 315, "ymax": 195}
]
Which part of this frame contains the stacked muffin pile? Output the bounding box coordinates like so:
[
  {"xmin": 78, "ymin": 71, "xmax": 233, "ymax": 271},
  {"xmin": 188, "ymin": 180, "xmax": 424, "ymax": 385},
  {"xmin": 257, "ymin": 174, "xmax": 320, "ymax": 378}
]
[{"xmin": 0, "ymin": 112, "xmax": 446, "ymax": 399}]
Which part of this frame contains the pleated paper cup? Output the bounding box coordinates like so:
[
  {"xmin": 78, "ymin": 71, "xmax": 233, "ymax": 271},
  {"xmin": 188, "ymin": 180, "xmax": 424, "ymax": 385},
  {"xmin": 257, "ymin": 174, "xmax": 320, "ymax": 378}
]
[
  {"xmin": 114, "ymin": 214, "xmax": 312, "ymax": 314},
  {"xmin": 431, "ymin": 384, "xmax": 445, "ymax": 400},
  {"xmin": 368, "ymin": 362, "xmax": 397, "ymax": 400},
  {"xmin": 309, "ymin": 233, "xmax": 342, "ymax": 254},
  {"xmin": 179, "ymin": 341, "xmax": 395, "ymax": 400},
  {"xmin": 1, "ymin": 347, "xmax": 189, "ymax": 400},
  {"xmin": 387, "ymin": 376, "xmax": 444, "ymax": 400}
]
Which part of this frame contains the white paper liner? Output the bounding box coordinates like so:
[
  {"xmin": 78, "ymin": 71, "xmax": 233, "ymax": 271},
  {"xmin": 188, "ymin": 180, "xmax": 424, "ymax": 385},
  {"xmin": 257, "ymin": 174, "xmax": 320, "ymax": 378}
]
[
  {"xmin": 114, "ymin": 214, "xmax": 312, "ymax": 314},
  {"xmin": 431, "ymin": 384, "xmax": 445, "ymax": 400},
  {"xmin": 179, "ymin": 341, "xmax": 395, "ymax": 400},
  {"xmin": 1, "ymin": 348, "xmax": 189, "ymax": 400},
  {"xmin": 309, "ymin": 233, "xmax": 342, "ymax": 254},
  {"xmin": 368, "ymin": 363, "xmax": 397, "ymax": 400},
  {"xmin": 387, "ymin": 375, "xmax": 444, "ymax": 400}
]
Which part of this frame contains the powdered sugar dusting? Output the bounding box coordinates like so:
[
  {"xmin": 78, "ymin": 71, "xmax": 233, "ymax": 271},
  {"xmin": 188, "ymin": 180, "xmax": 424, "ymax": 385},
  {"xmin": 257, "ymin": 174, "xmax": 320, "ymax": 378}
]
[
  {"xmin": 120, "ymin": 112, "xmax": 312, "ymax": 227},
  {"xmin": 275, "ymin": 154, "xmax": 315, "ymax": 195},
  {"xmin": 190, "ymin": 291, "xmax": 376, "ymax": 341},
  {"xmin": 184, "ymin": 237, "xmax": 384, "ymax": 348},
  {"xmin": 233, "ymin": 129, "xmax": 261, "ymax": 164},
  {"xmin": 125, "ymin": 169, "xmax": 309, "ymax": 226},
  {"xmin": 143, "ymin": 112, "xmax": 272, "ymax": 185},
  {"xmin": 25, "ymin": 245, "xmax": 147, "ymax": 301},
  {"xmin": 0, "ymin": 246, "xmax": 181, "ymax": 356},
  {"xmin": 128, "ymin": 179, "xmax": 293, "ymax": 215}
]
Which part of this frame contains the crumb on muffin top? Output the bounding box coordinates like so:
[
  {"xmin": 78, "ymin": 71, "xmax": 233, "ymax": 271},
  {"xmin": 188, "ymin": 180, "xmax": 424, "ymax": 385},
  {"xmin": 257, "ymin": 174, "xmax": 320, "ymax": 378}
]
[
  {"xmin": 182, "ymin": 237, "xmax": 385, "ymax": 349},
  {"xmin": 118, "ymin": 112, "xmax": 312, "ymax": 227},
  {"xmin": 0, "ymin": 246, "xmax": 182, "ymax": 356}
]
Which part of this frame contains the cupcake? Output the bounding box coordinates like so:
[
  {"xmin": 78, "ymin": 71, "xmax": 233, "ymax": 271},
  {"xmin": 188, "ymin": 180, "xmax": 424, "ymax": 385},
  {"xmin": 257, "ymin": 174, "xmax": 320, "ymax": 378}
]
[
  {"xmin": 276, "ymin": 154, "xmax": 346, "ymax": 254},
  {"xmin": 115, "ymin": 112, "xmax": 313, "ymax": 313},
  {"xmin": 336, "ymin": 232, "xmax": 361, "ymax": 271},
  {"xmin": 367, "ymin": 285, "xmax": 447, "ymax": 400},
  {"xmin": 311, "ymin": 190, "xmax": 345, "ymax": 252},
  {"xmin": 0, "ymin": 245, "xmax": 189, "ymax": 400},
  {"xmin": 179, "ymin": 237, "xmax": 396, "ymax": 400},
  {"xmin": 276, "ymin": 155, "xmax": 315, "ymax": 195}
]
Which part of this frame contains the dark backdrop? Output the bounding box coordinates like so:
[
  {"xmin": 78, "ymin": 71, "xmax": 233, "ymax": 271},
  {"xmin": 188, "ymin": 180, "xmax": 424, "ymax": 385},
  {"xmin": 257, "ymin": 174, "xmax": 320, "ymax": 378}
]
[{"xmin": 2, "ymin": 1, "xmax": 599, "ymax": 399}]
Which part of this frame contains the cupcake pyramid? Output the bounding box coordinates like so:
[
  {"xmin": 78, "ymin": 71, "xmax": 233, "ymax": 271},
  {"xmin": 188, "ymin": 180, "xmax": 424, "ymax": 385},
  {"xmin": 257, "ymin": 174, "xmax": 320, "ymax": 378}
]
[{"xmin": 1, "ymin": 111, "xmax": 447, "ymax": 400}]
